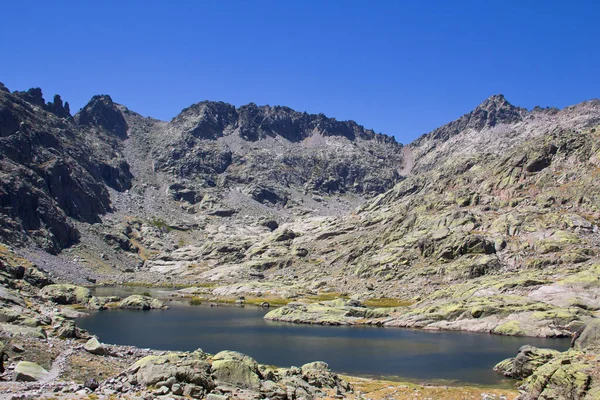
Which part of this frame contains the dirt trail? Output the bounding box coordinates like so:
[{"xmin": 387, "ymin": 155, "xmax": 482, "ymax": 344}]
[{"xmin": 40, "ymin": 348, "xmax": 74, "ymax": 384}]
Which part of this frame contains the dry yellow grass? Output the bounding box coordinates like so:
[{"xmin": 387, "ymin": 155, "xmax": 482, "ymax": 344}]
[
  {"xmin": 335, "ymin": 376, "xmax": 518, "ymax": 400},
  {"xmin": 362, "ymin": 298, "xmax": 413, "ymax": 307}
]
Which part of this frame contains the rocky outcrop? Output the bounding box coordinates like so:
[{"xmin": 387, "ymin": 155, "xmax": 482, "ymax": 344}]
[
  {"xmin": 495, "ymin": 321, "xmax": 600, "ymax": 400},
  {"xmin": 494, "ymin": 345, "xmax": 560, "ymax": 379},
  {"xmin": 40, "ymin": 284, "xmax": 91, "ymax": 305},
  {"xmin": 117, "ymin": 295, "xmax": 166, "ymax": 310},
  {"xmin": 123, "ymin": 349, "xmax": 351, "ymax": 399},
  {"xmin": 0, "ymin": 86, "xmax": 132, "ymax": 252},
  {"xmin": 75, "ymin": 95, "xmax": 128, "ymax": 138},
  {"xmin": 264, "ymin": 299, "xmax": 389, "ymax": 325}
]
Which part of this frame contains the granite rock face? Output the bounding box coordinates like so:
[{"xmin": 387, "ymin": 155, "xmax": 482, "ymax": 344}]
[{"xmin": 0, "ymin": 85, "xmax": 132, "ymax": 252}]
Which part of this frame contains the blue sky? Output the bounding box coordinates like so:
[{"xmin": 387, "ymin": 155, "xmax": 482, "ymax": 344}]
[{"xmin": 1, "ymin": 1, "xmax": 598, "ymax": 143}]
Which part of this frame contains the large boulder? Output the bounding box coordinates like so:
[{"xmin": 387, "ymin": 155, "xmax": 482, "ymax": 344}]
[
  {"xmin": 118, "ymin": 295, "xmax": 166, "ymax": 310},
  {"xmin": 40, "ymin": 284, "xmax": 91, "ymax": 305},
  {"xmin": 573, "ymin": 320, "xmax": 600, "ymax": 351},
  {"xmin": 13, "ymin": 361, "xmax": 48, "ymax": 382},
  {"xmin": 211, "ymin": 351, "xmax": 261, "ymax": 390},
  {"xmin": 53, "ymin": 319, "xmax": 87, "ymax": 339},
  {"xmin": 301, "ymin": 361, "xmax": 338, "ymax": 388},
  {"xmin": 129, "ymin": 351, "xmax": 213, "ymax": 391},
  {"xmin": 84, "ymin": 337, "xmax": 107, "ymax": 355}
]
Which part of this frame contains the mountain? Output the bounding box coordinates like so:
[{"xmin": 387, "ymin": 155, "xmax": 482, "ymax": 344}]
[
  {"xmin": 3, "ymin": 82, "xmax": 600, "ymax": 333},
  {"xmin": 3, "ymin": 82, "xmax": 600, "ymax": 398},
  {"xmin": 0, "ymin": 83, "xmax": 406, "ymax": 259}
]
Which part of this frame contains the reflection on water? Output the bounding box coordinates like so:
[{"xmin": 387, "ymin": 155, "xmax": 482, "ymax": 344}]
[{"xmin": 77, "ymin": 288, "xmax": 570, "ymax": 386}]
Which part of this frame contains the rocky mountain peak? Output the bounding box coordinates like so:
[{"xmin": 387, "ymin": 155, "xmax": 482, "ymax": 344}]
[
  {"xmin": 0, "ymin": 81, "xmax": 8, "ymax": 93},
  {"xmin": 13, "ymin": 88, "xmax": 72, "ymax": 118},
  {"xmin": 76, "ymin": 95, "xmax": 128, "ymax": 138},
  {"xmin": 169, "ymin": 99, "xmax": 398, "ymax": 144},
  {"xmin": 46, "ymin": 94, "xmax": 71, "ymax": 119},
  {"xmin": 414, "ymin": 94, "xmax": 527, "ymax": 146},
  {"xmin": 169, "ymin": 100, "xmax": 238, "ymax": 140},
  {"xmin": 470, "ymin": 94, "xmax": 526, "ymax": 129},
  {"xmin": 13, "ymin": 87, "xmax": 46, "ymax": 107}
]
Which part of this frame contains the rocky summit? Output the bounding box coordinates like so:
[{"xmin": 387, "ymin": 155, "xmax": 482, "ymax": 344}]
[{"xmin": 1, "ymin": 81, "xmax": 600, "ymax": 399}]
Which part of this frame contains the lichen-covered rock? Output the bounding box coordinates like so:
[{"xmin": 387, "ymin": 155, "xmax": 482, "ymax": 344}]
[
  {"xmin": 40, "ymin": 284, "xmax": 91, "ymax": 305},
  {"xmin": 13, "ymin": 361, "xmax": 48, "ymax": 382},
  {"xmin": 129, "ymin": 350, "xmax": 213, "ymax": 390},
  {"xmin": 518, "ymin": 351, "xmax": 596, "ymax": 400},
  {"xmin": 573, "ymin": 319, "xmax": 600, "ymax": 351},
  {"xmin": 117, "ymin": 295, "xmax": 166, "ymax": 310},
  {"xmin": 211, "ymin": 350, "xmax": 261, "ymax": 390},
  {"xmin": 264, "ymin": 300, "xmax": 389, "ymax": 325},
  {"xmin": 494, "ymin": 345, "xmax": 560, "ymax": 379}
]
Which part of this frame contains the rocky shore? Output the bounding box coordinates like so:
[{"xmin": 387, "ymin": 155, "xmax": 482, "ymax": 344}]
[{"xmin": 0, "ymin": 246, "xmax": 352, "ymax": 400}]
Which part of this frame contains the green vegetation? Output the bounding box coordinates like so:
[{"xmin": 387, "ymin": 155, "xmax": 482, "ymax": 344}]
[
  {"xmin": 148, "ymin": 217, "xmax": 172, "ymax": 232},
  {"xmin": 189, "ymin": 297, "xmax": 203, "ymax": 305},
  {"xmin": 362, "ymin": 298, "xmax": 413, "ymax": 308}
]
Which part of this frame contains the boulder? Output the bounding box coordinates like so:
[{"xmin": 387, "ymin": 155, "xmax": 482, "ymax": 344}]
[
  {"xmin": 118, "ymin": 295, "xmax": 166, "ymax": 310},
  {"xmin": 130, "ymin": 351, "xmax": 213, "ymax": 390},
  {"xmin": 211, "ymin": 350, "xmax": 261, "ymax": 390},
  {"xmin": 573, "ymin": 319, "xmax": 600, "ymax": 351},
  {"xmin": 40, "ymin": 284, "xmax": 91, "ymax": 305},
  {"xmin": 301, "ymin": 361, "xmax": 337, "ymax": 388},
  {"xmin": 53, "ymin": 319, "xmax": 86, "ymax": 339},
  {"xmin": 84, "ymin": 337, "xmax": 107, "ymax": 355},
  {"xmin": 13, "ymin": 361, "xmax": 48, "ymax": 382}
]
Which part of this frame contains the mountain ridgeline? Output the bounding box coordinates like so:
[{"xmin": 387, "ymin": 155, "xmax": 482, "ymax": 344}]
[
  {"xmin": 0, "ymin": 83, "xmax": 405, "ymax": 253},
  {"xmin": 3, "ymin": 81, "xmax": 600, "ymax": 398}
]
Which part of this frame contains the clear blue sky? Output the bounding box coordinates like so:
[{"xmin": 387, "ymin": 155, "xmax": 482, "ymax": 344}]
[{"xmin": 1, "ymin": 1, "xmax": 598, "ymax": 143}]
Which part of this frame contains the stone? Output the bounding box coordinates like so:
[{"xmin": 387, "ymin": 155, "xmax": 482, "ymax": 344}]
[
  {"xmin": 84, "ymin": 337, "xmax": 107, "ymax": 355},
  {"xmin": 171, "ymin": 383, "xmax": 183, "ymax": 395},
  {"xmin": 13, "ymin": 361, "xmax": 49, "ymax": 382},
  {"xmin": 153, "ymin": 385, "xmax": 170, "ymax": 395},
  {"xmin": 131, "ymin": 352, "xmax": 213, "ymax": 390},
  {"xmin": 206, "ymin": 394, "xmax": 228, "ymax": 400},
  {"xmin": 118, "ymin": 295, "xmax": 166, "ymax": 310},
  {"xmin": 84, "ymin": 378, "xmax": 99, "ymax": 391},
  {"xmin": 211, "ymin": 350, "xmax": 261, "ymax": 390},
  {"xmin": 40, "ymin": 284, "xmax": 91, "ymax": 305},
  {"xmin": 573, "ymin": 319, "xmax": 600, "ymax": 351}
]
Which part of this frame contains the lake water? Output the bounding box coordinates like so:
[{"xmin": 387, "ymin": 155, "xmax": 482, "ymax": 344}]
[{"xmin": 76, "ymin": 287, "xmax": 570, "ymax": 386}]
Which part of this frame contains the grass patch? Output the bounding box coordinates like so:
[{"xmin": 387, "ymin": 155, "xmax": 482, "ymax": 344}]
[
  {"xmin": 189, "ymin": 296, "xmax": 203, "ymax": 305},
  {"xmin": 195, "ymin": 282, "xmax": 218, "ymax": 288},
  {"xmin": 244, "ymin": 297, "xmax": 292, "ymax": 307},
  {"xmin": 341, "ymin": 375, "xmax": 518, "ymax": 399},
  {"xmin": 362, "ymin": 298, "xmax": 413, "ymax": 308},
  {"xmin": 148, "ymin": 217, "xmax": 172, "ymax": 232},
  {"xmin": 122, "ymin": 282, "xmax": 190, "ymax": 289},
  {"xmin": 306, "ymin": 292, "xmax": 348, "ymax": 302}
]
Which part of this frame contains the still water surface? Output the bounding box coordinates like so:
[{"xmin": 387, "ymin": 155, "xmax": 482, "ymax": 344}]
[{"xmin": 77, "ymin": 287, "xmax": 570, "ymax": 386}]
